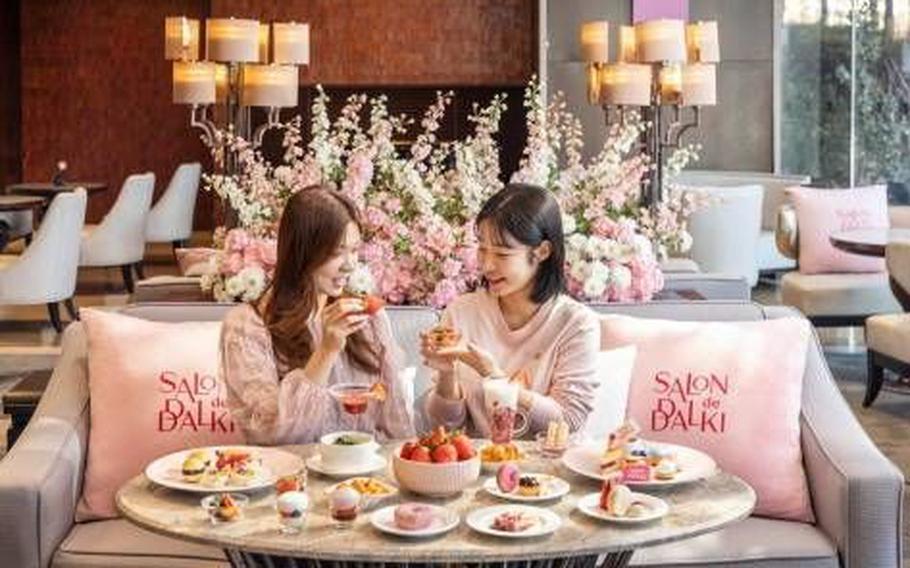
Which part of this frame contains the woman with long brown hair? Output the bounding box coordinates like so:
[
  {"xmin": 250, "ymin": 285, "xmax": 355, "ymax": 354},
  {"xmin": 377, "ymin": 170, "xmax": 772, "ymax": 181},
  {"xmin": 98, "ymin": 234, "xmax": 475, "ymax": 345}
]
[{"xmin": 220, "ymin": 186, "xmax": 414, "ymax": 445}]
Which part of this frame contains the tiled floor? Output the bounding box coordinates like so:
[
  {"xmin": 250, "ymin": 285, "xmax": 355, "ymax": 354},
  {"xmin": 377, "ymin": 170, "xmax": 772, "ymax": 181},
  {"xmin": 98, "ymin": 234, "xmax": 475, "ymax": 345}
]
[{"xmin": 0, "ymin": 265, "xmax": 907, "ymax": 563}]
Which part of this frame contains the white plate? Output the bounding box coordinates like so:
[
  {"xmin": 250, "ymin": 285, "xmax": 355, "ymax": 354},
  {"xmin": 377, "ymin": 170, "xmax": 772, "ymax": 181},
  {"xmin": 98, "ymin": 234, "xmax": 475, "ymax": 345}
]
[
  {"xmin": 466, "ymin": 504, "xmax": 561, "ymax": 538},
  {"xmin": 325, "ymin": 477, "xmax": 398, "ymax": 509},
  {"xmin": 482, "ymin": 474, "xmax": 571, "ymax": 502},
  {"xmin": 370, "ymin": 504, "xmax": 459, "ymax": 538},
  {"xmin": 576, "ymin": 491, "xmax": 669, "ymax": 523},
  {"xmin": 561, "ymin": 442, "xmax": 716, "ymax": 487},
  {"xmin": 145, "ymin": 446, "xmax": 303, "ymax": 494},
  {"xmin": 306, "ymin": 454, "xmax": 387, "ymax": 478}
]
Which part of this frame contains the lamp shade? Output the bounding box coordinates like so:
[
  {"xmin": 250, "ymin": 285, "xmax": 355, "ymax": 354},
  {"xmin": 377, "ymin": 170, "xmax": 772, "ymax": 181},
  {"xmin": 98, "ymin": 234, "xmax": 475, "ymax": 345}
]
[
  {"xmin": 259, "ymin": 23, "xmax": 271, "ymax": 63},
  {"xmin": 215, "ymin": 64, "xmax": 229, "ymax": 103},
  {"xmin": 580, "ymin": 20, "xmax": 610, "ymax": 63},
  {"xmin": 173, "ymin": 61, "xmax": 215, "ymax": 105},
  {"xmin": 164, "ymin": 17, "xmax": 200, "ymax": 61},
  {"xmin": 600, "ymin": 63, "xmax": 652, "ymax": 106},
  {"xmin": 686, "ymin": 21, "xmax": 720, "ymax": 62},
  {"xmin": 206, "ymin": 18, "xmax": 260, "ymax": 62},
  {"xmin": 618, "ymin": 25, "xmax": 638, "ymax": 63},
  {"xmin": 682, "ymin": 63, "xmax": 717, "ymax": 106},
  {"xmin": 273, "ymin": 23, "xmax": 310, "ymax": 65},
  {"xmin": 659, "ymin": 64, "xmax": 683, "ymax": 105},
  {"xmin": 635, "ymin": 19, "xmax": 686, "ymax": 63},
  {"xmin": 242, "ymin": 64, "xmax": 298, "ymax": 107}
]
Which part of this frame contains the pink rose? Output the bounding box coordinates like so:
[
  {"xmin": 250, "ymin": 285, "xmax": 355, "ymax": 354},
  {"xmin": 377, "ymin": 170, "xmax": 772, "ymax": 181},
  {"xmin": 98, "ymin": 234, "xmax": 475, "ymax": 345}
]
[
  {"xmin": 225, "ymin": 229, "xmax": 251, "ymax": 253},
  {"xmin": 222, "ymin": 252, "xmax": 244, "ymax": 275}
]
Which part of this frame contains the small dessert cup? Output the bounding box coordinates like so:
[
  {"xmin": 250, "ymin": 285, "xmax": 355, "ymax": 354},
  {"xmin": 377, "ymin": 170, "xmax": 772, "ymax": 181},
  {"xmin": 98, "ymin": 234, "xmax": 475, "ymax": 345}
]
[
  {"xmin": 200, "ymin": 493, "xmax": 249, "ymax": 525},
  {"xmin": 328, "ymin": 486, "xmax": 361, "ymax": 529},
  {"xmin": 275, "ymin": 491, "xmax": 309, "ymax": 535},
  {"xmin": 535, "ymin": 431, "xmax": 572, "ymax": 459}
]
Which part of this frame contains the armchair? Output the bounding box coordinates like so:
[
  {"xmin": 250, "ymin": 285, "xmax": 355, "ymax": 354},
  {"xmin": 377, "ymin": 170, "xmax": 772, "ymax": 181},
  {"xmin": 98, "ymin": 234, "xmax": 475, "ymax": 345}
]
[{"xmin": 145, "ymin": 163, "xmax": 201, "ymax": 251}]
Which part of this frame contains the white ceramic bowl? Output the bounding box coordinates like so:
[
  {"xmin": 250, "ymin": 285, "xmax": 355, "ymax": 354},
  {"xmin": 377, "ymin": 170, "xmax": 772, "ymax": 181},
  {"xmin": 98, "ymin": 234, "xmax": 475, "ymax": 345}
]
[
  {"xmin": 319, "ymin": 431, "xmax": 380, "ymax": 471},
  {"xmin": 391, "ymin": 447, "xmax": 481, "ymax": 497}
]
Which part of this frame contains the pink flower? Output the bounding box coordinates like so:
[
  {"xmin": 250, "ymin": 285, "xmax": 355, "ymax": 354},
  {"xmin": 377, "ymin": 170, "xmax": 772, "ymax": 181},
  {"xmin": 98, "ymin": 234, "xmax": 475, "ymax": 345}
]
[
  {"xmin": 429, "ymin": 279, "xmax": 459, "ymax": 308},
  {"xmin": 225, "ymin": 229, "xmax": 250, "ymax": 253},
  {"xmin": 222, "ymin": 252, "xmax": 244, "ymax": 275},
  {"xmin": 441, "ymin": 258, "xmax": 463, "ymax": 279}
]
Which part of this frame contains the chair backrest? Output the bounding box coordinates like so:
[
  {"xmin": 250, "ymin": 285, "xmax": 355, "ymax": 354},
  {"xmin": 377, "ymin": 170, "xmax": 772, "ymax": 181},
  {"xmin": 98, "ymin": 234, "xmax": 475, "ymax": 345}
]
[
  {"xmin": 886, "ymin": 241, "xmax": 910, "ymax": 295},
  {"xmin": 86, "ymin": 172, "xmax": 155, "ymax": 264},
  {"xmin": 0, "ymin": 190, "xmax": 87, "ymax": 301},
  {"xmin": 683, "ymin": 184, "xmax": 764, "ymax": 287},
  {"xmin": 146, "ymin": 163, "xmax": 201, "ymax": 242}
]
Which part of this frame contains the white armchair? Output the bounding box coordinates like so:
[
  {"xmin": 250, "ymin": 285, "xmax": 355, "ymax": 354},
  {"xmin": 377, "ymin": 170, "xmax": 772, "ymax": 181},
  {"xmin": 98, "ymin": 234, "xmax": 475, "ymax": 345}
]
[
  {"xmin": 0, "ymin": 189, "xmax": 87, "ymax": 331},
  {"xmin": 684, "ymin": 184, "xmax": 764, "ymax": 287},
  {"xmin": 145, "ymin": 163, "xmax": 201, "ymax": 250},
  {"xmin": 79, "ymin": 173, "xmax": 154, "ymax": 293}
]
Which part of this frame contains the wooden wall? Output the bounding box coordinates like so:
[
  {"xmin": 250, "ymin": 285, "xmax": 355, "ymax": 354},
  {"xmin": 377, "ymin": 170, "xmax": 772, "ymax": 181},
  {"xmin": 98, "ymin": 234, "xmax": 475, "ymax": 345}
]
[{"xmin": 16, "ymin": 1, "xmax": 537, "ymax": 226}]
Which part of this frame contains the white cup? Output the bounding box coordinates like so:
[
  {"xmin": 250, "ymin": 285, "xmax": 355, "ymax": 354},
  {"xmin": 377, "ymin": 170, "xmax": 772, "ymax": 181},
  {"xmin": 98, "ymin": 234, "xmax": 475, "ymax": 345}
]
[
  {"xmin": 319, "ymin": 431, "xmax": 379, "ymax": 470},
  {"xmin": 483, "ymin": 379, "xmax": 528, "ymax": 442}
]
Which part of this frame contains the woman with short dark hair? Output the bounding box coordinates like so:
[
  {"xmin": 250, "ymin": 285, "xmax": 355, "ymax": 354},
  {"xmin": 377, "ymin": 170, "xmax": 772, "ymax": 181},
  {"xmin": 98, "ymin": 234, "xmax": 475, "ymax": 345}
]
[{"xmin": 422, "ymin": 183, "xmax": 600, "ymax": 437}]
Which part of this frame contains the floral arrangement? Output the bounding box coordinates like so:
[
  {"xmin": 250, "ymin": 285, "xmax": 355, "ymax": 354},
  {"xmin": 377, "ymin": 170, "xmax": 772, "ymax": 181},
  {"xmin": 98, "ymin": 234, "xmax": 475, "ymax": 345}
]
[{"xmin": 199, "ymin": 80, "xmax": 701, "ymax": 305}]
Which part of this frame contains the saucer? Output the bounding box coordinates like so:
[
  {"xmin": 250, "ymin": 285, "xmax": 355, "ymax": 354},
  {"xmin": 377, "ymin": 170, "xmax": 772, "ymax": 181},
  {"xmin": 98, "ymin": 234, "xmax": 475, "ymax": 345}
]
[{"xmin": 305, "ymin": 454, "xmax": 387, "ymax": 478}]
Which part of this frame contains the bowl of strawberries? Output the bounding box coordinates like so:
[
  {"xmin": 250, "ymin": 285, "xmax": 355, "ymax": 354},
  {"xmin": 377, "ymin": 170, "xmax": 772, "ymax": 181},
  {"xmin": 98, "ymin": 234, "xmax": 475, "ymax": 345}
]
[{"xmin": 392, "ymin": 426, "xmax": 480, "ymax": 497}]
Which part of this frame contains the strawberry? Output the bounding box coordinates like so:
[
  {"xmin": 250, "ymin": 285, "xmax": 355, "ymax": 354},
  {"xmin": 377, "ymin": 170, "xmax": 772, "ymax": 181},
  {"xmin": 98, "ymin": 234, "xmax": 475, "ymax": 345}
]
[
  {"xmin": 400, "ymin": 441, "xmax": 418, "ymax": 460},
  {"xmin": 423, "ymin": 426, "xmax": 448, "ymax": 448},
  {"xmin": 410, "ymin": 446, "xmax": 432, "ymax": 462},
  {"xmin": 431, "ymin": 443, "xmax": 458, "ymax": 463},
  {"xmin": 363, "ymin": 295, "xmax": 385, "ymax": 316},
  {"xmin": 450, "ymin": 433, "xmax": 475, "ymax": 460}
]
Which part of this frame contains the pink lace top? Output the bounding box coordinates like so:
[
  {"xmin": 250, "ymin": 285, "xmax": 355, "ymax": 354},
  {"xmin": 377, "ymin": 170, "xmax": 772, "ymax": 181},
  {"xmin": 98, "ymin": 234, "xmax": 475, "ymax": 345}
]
[{"xmin": 220, "ymin": 303, "xmax": 415, "ymax": 445}]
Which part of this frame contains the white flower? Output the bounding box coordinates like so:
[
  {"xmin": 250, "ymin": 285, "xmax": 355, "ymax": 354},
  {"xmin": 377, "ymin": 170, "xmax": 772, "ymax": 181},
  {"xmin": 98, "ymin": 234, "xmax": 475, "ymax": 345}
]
[
  {"xmin": 224, "ymin": 275, "xmax": 245, "ymax": 300},
  {"xmin": 589, "ymin": 261, "xmax": 611, "ymax": 286},
  {"xmin": 567, "ymin": 258, "xmax": 590, "ymax": 282},
  {"xmin": 583, "ymin": 273, "xmax": 607, "ymax": 298},
  {"xmin": 562, "ymin": 214, "xmax": 577, "ymax": 235},
  {"xmin": 567, "ymin": 233, "xmax": 587, "ymax": 253},
  {"xmin": 610, "ymin": 264, "xmax": 633, "ymax": 290},
  {"xmin": 238, "ymin": 266, "xmax": 266, "ymax": 302},
  {"xmin": 346, "ymin": 263, "xmax": 375, "ymax": 294},
  {"xmin": 677, "ymin": 230, "xmax": 693, "ymax": 253}
]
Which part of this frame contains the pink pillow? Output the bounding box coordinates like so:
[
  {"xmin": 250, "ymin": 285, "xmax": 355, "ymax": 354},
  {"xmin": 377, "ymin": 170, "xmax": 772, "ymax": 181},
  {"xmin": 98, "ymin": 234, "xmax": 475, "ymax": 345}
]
[
  {"xmin": 789, "ymin": 185, "xmax": 889, "ymax": 274},
  {"xmin": 175, "ymin": 247, "xmax": 218, "ymax": 277},
  {"xmin": 601, "ymin": 315, "xmax": 814, "ymax": 522},
  {"xmin": 77, "ymin": 310, "xmax": 242, "ymax": 520}
]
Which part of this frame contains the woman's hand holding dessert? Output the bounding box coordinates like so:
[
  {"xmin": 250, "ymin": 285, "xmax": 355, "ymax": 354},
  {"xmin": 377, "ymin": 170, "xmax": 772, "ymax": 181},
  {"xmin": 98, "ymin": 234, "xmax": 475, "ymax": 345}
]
[{"xmin": 320, "ymin": 298, "xmax": 371, "ymax": 354}]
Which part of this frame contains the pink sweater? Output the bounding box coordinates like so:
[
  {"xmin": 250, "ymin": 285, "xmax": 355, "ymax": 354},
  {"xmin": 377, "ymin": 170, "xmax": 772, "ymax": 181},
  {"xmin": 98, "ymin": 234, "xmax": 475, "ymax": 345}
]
[
  {"xmin": 220, "ymin": 304, "xmax": 414, "ymax": 445},
  {"xmin": 425, "ymin": 291, "xmax": 600, "ymax": 437}
]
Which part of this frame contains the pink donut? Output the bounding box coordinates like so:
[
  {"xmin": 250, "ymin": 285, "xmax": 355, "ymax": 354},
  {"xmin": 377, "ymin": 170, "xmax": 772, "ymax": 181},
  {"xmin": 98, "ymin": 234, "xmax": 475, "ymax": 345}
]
[
  {"xmin": 496, "ymin": 463, "xmax": 520, "ymax": 493},
  {"xmin": 394, "ymin": 502, "xmax": 434, "ymax": 530}
]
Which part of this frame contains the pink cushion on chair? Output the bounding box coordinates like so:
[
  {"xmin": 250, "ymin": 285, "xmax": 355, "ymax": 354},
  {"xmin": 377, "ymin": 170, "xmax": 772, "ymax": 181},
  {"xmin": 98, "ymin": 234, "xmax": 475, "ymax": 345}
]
[
  {"xmin": 175, "ymin": 247, "xmax": 218, "ymax": 277},
  {"xmin": 76, "ymin": 309, "xmax": 242, "ymax": 520},
  {"xmin": 601, "ymin": 315, "xmax": 815, "ymax": 522},
  {"xmin": 789, "ymin": 185, "xmax": 889, "ymax": 274}
]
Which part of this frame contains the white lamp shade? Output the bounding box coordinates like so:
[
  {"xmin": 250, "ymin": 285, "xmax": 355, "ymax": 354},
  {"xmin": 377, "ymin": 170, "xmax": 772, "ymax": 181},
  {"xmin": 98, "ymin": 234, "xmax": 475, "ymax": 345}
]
[
  {"xmin": 635, "ymin": 19, "xmax": 686, "ymax": 63},
  {"xmin": 215, "ymin": 64, "xmax": 229, "ymax": 103},
  {"xmin": 618, "ymin": 25, "xmax": 638, "ymax": 63},
  {"xmin": 173, "ymin": 61, "xmax": 215, "ymax": 105},
  {"xmin": 206, "ymin": 18, "xmax": 260, "ymax": 62},
  {"xmin": 259, "ymin": 23, "xmax": 271, "ymax": 63},
  {"xmin": 600, "ymin": 63, "xmax": 652, "ymax": 106},
  {"xmin": 580, "ymin": 20, "xmax": 610, "ymax": 63},
  {"xmin": 273, "ymin": 23, "xmax": 310, "ymax": 65},
  {"xmin": 164, "ymin": 17, "xmax": 200, "ymax": 61},
  {"xmin": 682, "ymin": 63, "xmax": 717, "ymax": 106},
  {"xmin": 242, "ymin": 64, "xmax": 299, "ymax": 107},
  {"xmin": 686, "ymin": 21, "xmax": 720, "ymax": 63}
]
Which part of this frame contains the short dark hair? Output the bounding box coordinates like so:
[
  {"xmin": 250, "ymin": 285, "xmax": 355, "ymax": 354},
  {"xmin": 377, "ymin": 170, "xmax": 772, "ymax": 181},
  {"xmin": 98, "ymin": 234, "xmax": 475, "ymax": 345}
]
[{"xmin": 476, "ymin": 183, "xmax": 566, "ymax": 303}]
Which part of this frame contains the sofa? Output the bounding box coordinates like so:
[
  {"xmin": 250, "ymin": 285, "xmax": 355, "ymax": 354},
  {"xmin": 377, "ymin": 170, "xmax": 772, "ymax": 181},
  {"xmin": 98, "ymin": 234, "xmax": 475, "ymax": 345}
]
[{"xmin": 0, "ymin": 302, "xmax": 903, "ymax": 567}]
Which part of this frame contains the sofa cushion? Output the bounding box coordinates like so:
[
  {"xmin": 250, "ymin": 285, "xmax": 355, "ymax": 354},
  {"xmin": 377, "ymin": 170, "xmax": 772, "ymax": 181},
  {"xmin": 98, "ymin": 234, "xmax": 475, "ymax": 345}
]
[
  {"xmin": 602, "ymin": 315, "xmax": 814, "ymax": 522},
  {"xmin": 631, "ymin": 517, "xmax": 837, "ymax": 567},
  {"xmin": 54, "ymin": 519, "xmax": 226, "ymax": 567},
  {"xmin": 757, "ymin": 230, "xmax": 796, "ymax": 272},
  {"xmin": 789, "ymin": 185, "xmax": 889, "ymax": 274},
  {"xmin": 175, "ymin": 248, "xmax": 218, "ymax": 277},
  {"xmin": 77, "ymin": 310, "xmax": 242, "ymax": 520},
  {"xmin": 866, "ymin": 313, "xmax": 910, "ymax": 362},
  {"xmin": 134, "ymin": 276, "xmax": 209, "ymax": 303},
  {"xmin": 780, "ymin": 271, "xmax": 900, "ymax": 317}
]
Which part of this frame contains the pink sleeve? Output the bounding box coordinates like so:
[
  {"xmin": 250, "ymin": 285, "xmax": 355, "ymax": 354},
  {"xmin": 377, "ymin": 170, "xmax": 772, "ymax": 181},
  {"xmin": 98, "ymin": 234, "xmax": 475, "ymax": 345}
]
[
  {"xmin": 526, "ymin": 312, "xmax": 599, "ymax": 434},
  {"xmin": 219, "ymin": 307, "xmax": 333, "ymax": 445},
  {"xmin": 371, "ymin": 312, "xmax": 416, "ymax": 440}
]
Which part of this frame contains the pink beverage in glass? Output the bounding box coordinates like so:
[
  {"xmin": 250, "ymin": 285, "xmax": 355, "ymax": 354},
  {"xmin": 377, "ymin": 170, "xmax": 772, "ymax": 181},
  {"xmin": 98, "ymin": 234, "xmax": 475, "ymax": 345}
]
[
  {"xmin": 490, "ymin": 402, "xmax": 516, "ymax": 444},
  {"xmin": 341, "ymin": 392, "xmax": 368, "ymax": 415}
]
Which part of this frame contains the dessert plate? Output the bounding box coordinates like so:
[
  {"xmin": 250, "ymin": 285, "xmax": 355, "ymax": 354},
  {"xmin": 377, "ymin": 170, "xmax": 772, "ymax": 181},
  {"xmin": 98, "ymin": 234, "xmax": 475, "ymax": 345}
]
[
  {"xmin": 370, "ymin": 504, "xmax": 459, "ymax": 538},
  {"xmin": 466, "ymin": 504, "xmax": 561, "ymax": 538},
  {"xmin": 576, "ymin": 491, "xmax": 669, "ymax": 523},
  {"xmin": 561, "ymin": 441, "xmax": 716, "ymax": 487},
  {"xmin": 305, "ymin": 454, "xmax": 387, "ymax": 478},
  {"xmin": 145, "ymin": 446, "xmax": 303, "ymax": 494},
  {"xmin": 482, "ymin": 473, "xmax": 570, "ymax": 502}
]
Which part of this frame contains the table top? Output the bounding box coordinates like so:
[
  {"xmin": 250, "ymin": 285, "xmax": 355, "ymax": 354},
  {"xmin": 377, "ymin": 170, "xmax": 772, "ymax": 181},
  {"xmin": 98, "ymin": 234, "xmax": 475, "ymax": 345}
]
[
  {"xmin": 0, "ymin": 195, "xmax": 46, "ymax": 211},
  {"xmin": 6, "ymin": 182, "xmax": 107, "ymax": 197},
  {"xmin": 830, "ymin": 228, "xmax": 910, "ymax": 257},
  {"xmin": 117, "ymin": 443, "xmax": 755, "ymax": 563}
]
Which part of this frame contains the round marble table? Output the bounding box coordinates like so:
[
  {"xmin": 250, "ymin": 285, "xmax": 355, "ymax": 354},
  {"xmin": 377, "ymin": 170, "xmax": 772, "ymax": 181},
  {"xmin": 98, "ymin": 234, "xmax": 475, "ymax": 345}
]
[
  {"xmin": 830, "ymin": 228, "xmax": 910, "ymax": 310},
  {"xmin": 117, "ymin": 443, "xmax": 756, "ymax": 568}
]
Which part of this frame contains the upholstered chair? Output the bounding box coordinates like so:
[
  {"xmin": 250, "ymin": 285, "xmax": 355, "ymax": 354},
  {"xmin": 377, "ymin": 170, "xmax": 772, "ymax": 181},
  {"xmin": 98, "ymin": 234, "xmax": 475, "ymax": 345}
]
[
  {"xmin": 863, "ymin": 240, "xmax": 910, "ymax": 406},
  {"xmin": 0, "ymin": 189, "xmax": 87, "ymax": 331},
  {"xmin": 145, "ymin": 163, "xmax": 201, "ymax": 251},
  {"xmin": 79, "ymin": 173, "xmax": 154, "ymax": 293},
  {"xmin": 684, "ymin": 184, "xmax": 764, "ymax": 287}
]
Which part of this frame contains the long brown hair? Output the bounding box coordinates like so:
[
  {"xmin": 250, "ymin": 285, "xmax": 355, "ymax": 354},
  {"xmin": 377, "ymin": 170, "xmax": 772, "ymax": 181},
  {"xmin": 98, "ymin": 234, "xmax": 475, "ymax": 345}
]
[{"xmin": 260, "ymin": 185, "xmax": 381, "ymax": 375}]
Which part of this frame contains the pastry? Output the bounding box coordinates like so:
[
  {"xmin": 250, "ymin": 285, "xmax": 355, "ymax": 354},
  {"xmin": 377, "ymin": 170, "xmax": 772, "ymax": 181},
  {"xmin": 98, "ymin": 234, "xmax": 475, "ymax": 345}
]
[
  {"xmin": 544, "ymin": 420, "xmax": 569, "ymax": 448},
  {"xmin": 599, "ymin": 447, "xmax": 624, "ymax": 475},
  {"xmin": 394, "ymin": 503, "xmax": 434, "ymax": 530},
  {"xmin": 517, "ymin": 475, "xmax": 541, "ymax": 497},
  {"xmin": 181, "ymin": 453, "xmax": 208, "ymax": 483},
  {"xmin": 599, "ymin": 478, "xmax": 633, "ymax": 517},
  {"xmin": 491, "ymin": 510, "xmax": 537, "ymax": 532},
  {"xmin": 496, "ymin": 463, "xmax": 520, "ymax": 493},
  {"xmin": 213, "ymin": 493, "xmax": 241, "ymax": 521},
  {"xmin": 428, "ymin": 325, "xmax": 461, "ymax": 348},
  {"xmin": 655, "ymin": 458, "xmax": 679, "ymax": 480}
]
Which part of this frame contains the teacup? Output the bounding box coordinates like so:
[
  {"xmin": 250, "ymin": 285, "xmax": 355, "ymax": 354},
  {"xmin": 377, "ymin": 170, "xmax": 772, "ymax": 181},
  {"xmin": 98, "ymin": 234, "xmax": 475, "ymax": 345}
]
[{"xmin": 319, "ymin": 431, "xmax": 379, "ymax": 471}]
